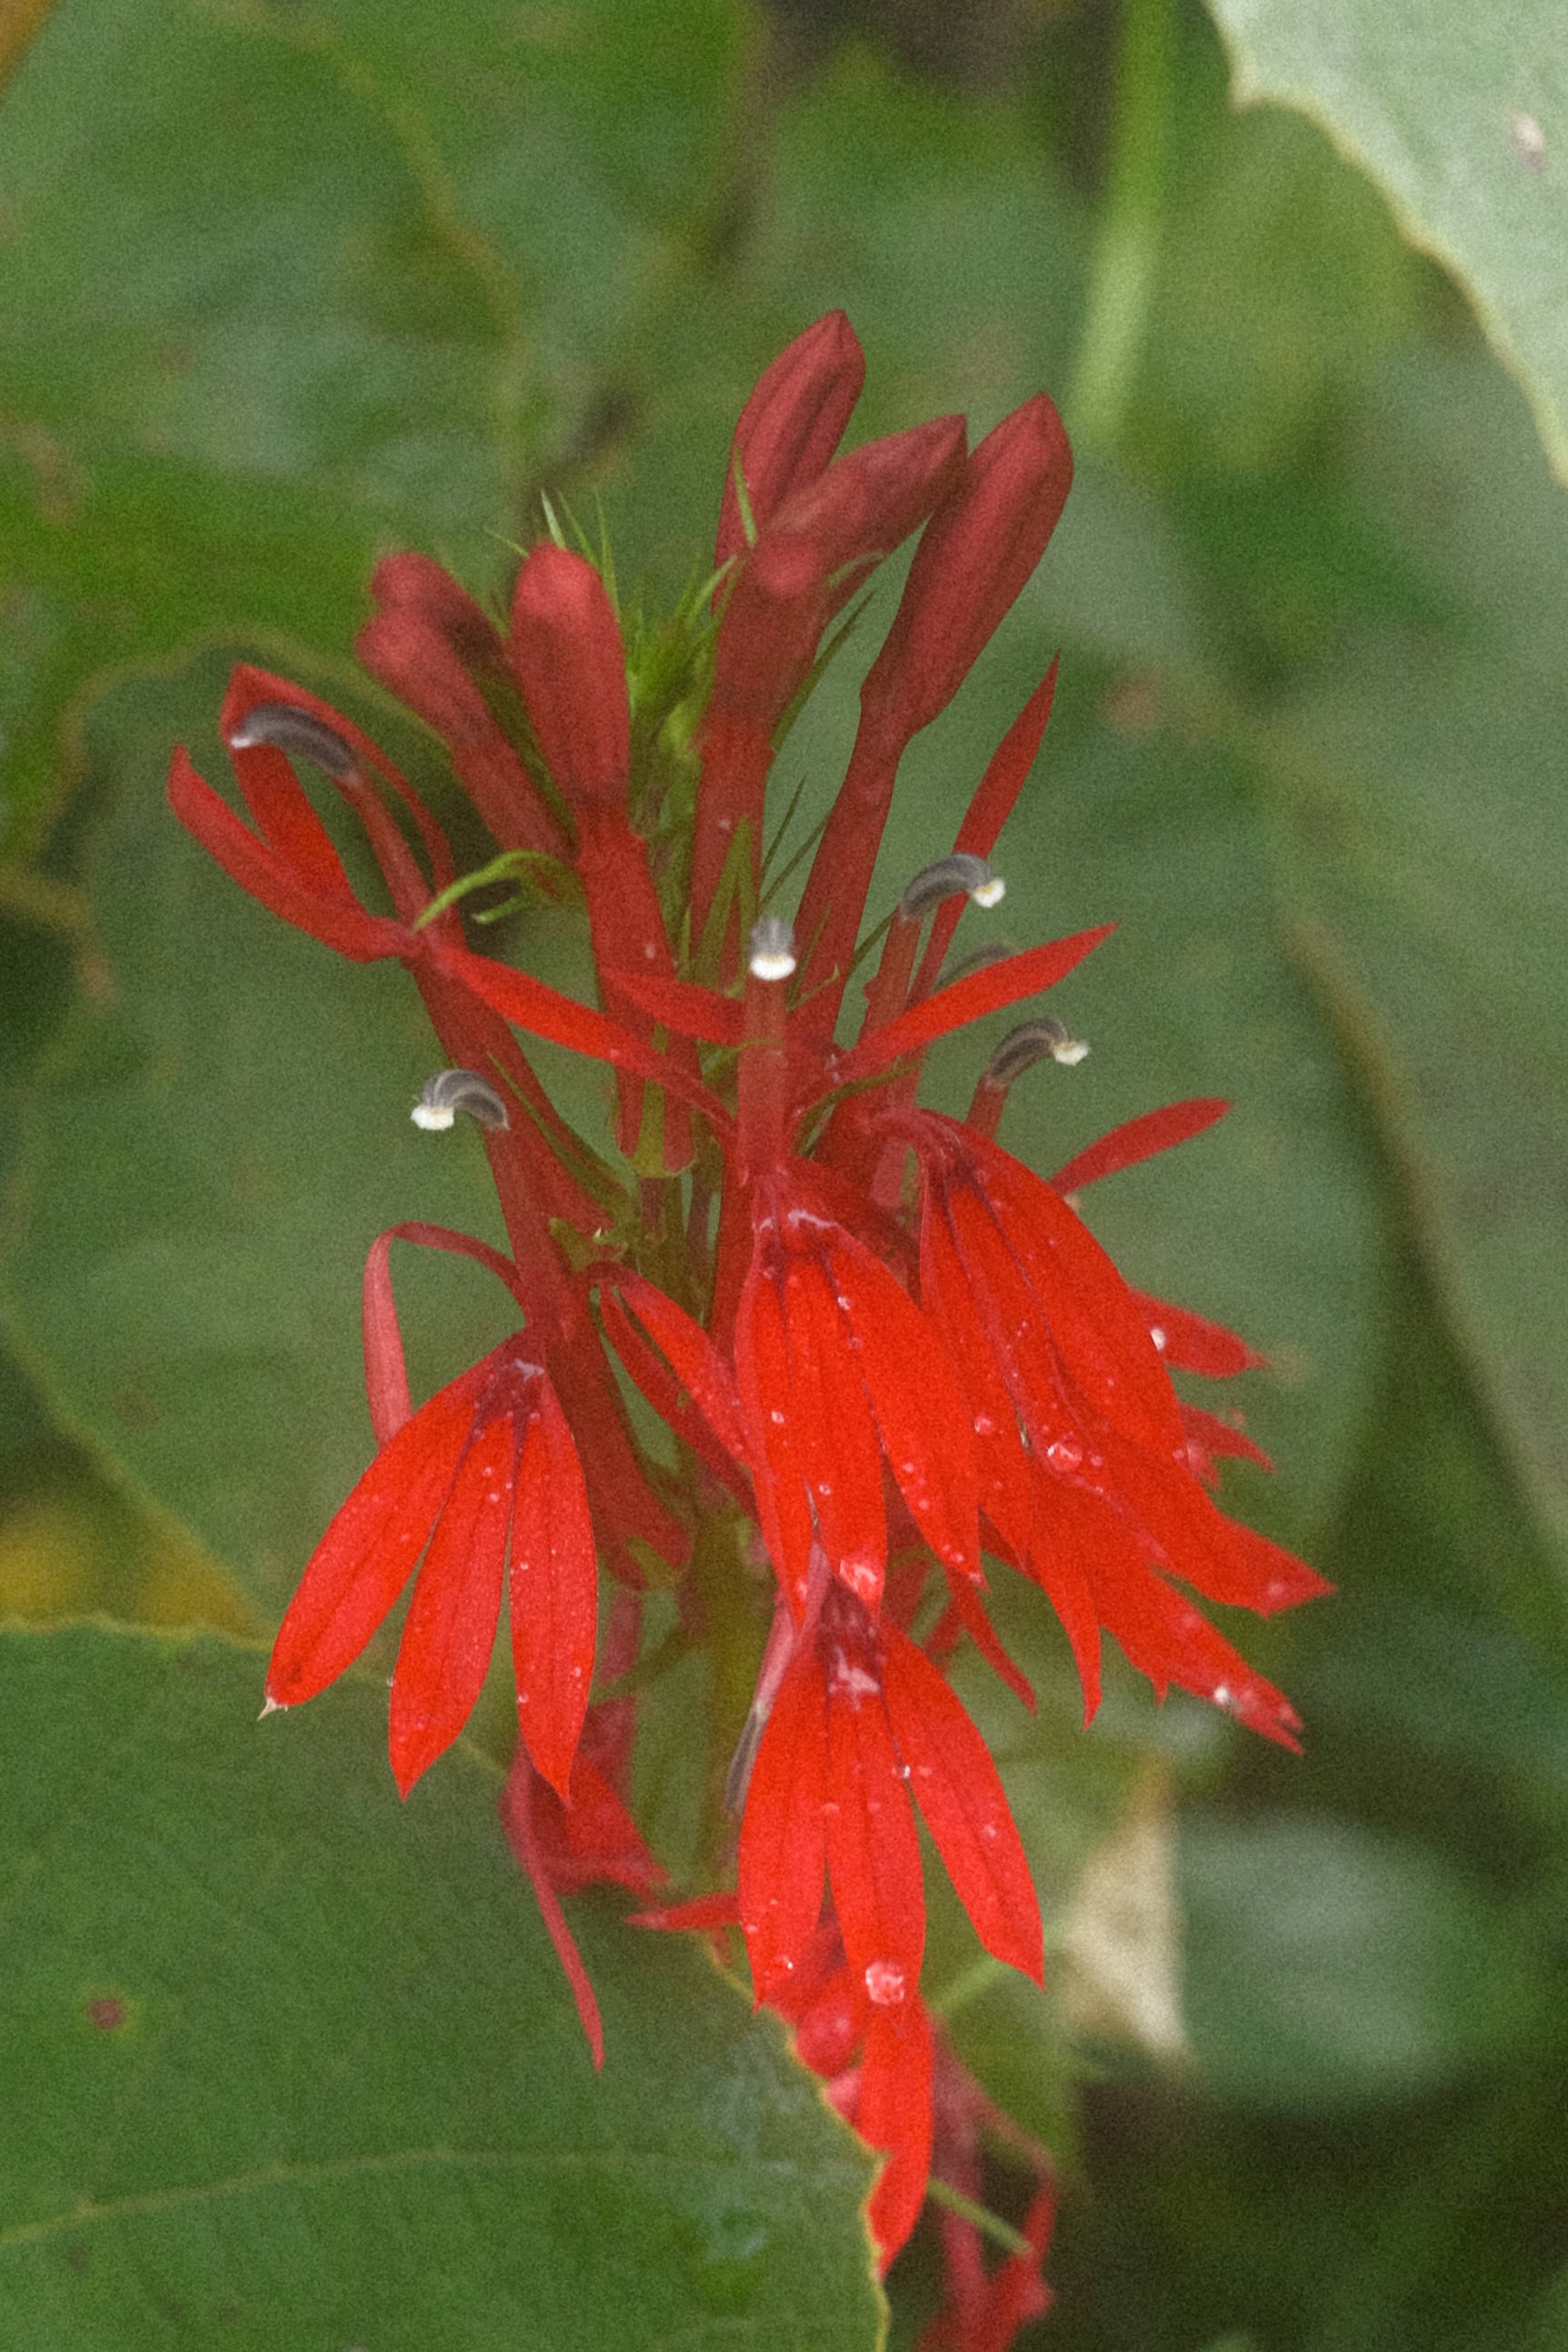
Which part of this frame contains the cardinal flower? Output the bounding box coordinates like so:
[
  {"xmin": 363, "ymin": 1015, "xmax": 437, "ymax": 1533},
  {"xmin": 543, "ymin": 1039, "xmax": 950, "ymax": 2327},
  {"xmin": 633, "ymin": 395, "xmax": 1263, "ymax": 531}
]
[{"xmin": 267, "ymin": 1325, "xmax": 598, "ymax": 1802}]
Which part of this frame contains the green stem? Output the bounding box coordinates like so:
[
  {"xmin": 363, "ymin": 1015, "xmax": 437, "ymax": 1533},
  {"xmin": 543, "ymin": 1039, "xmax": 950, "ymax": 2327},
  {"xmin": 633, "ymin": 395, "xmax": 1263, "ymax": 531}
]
[
  {"xmin": 923, "ymin": 2178, "xmax": 1035, "ymax": 2261},
  {"xmin": 1067, "ymin": 0, "xmax": 1176, "ymax": 452}
]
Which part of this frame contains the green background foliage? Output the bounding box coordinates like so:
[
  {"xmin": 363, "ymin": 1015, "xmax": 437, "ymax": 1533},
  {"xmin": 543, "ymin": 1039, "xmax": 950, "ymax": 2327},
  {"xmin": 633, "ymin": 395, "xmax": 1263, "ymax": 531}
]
[{"xmin": 2, "ymin": 0, "xmax": 1566, "ymax": 2344}]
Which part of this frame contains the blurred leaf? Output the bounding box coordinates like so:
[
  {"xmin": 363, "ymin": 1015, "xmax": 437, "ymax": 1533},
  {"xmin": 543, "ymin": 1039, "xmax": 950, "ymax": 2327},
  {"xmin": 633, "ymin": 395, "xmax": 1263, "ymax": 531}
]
[
  {"xmin": 1180, "ymin": 1811, "xmax": 1546, "ymax": 2111},
  {"xmin": 0, "ymin": 657, "xmax": 524, "ymax": 1616},
  {"xmin": 1205, "ymin": 0, "xmax": 1568, "ymax": 481},
  {"xmin": 0, "ymin": 0, "xmax": 743, "ymax": 852},
  {"xmin": 0, "ymin": 1620, "xmax": 880, "ymax": 2348}
]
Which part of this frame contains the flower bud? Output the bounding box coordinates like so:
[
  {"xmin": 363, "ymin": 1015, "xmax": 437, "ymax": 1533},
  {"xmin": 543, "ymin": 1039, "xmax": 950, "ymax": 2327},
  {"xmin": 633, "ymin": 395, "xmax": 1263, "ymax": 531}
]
[
  {"xmin": 716, "ymin": 310, "xmax": 866, "ymax": 570},
  {"xmin": 510, "ymin": 544, "xmax": 629, "ymax": 809},
  {"xmin": 861, "ymin": 394, "xmax": 1073, "ymax": 756}
]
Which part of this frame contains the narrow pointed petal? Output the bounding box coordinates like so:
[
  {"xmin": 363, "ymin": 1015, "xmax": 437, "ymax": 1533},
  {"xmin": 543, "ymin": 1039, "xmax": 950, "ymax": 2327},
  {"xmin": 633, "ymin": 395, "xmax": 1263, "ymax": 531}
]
[
  {"xmin": 920, "ymin": 1205, "xmax": 1032, "ymax": 1562},
  {"xmin": 631, "ymin": 1891, "xmax": 743, "ymax": 1934},
  {"xmin": 499, "ymin": 1749, "xmax": 605, "ymax": 2068},
  {"xmin": 388, "ymin": 1410, "xmax": 515, "ymax": 1796},
  {"xmin": 606, "ymin": 1270, "xmax": 750, "ymax": 1466},
  {"xmin": 828, "ymin": 1226, "xmax": 980, "ymax": 1584},
  {"xmin": 882, "ymin": 1629, "xmax": 1043, "ymax": 1983},
  {"xmin": 966, "ymin": 1131, "xmax": 1185, "ymax": 1456},
  {"xmin": 362, "ymin": 1222, "xmax": 523, "ymax": 1449},
  {"xmin": 787, "ymin": 1254, "xmax": 887, "ymax": 1608},
  {"xmin": 610, "ymin": 966, "xmax": 746, "ymax": 1046},
  {"xmin": 936, "ymin": 1574, "xmax": 1037, "ymax": 1715},
  {"xmin": 738, "ymin": 1645, "xmax": 830, "ymax": 2001},
  {"xmin": 1180, "ymin": 1401, "xmax": 1274, "ymax": 1476},
  {"xmin": 734, "ymin": 1250, "xmax": 817, "ymax": 1614},
  {"xmin": 1135, "ymin": 1289, "xmax": 1266, "ymax": 1376},
  {"xmin": 823, "ymin": 1648, "xmax": 925, "ymax": 1990},
  {"xmin": 1021, "ymin": 1465, "xmax": 1104, "ymax": 1722},
  {"xmin": 1096, "ymin": 1555, "xmax": 1305, "ymax": 1751},
  {"xmin": 266, "ymin": 1365, "xmax": 486, "ymax": 1706},
  {"xmin": 169, "ymin": 750, "xmax": 400, "ymax": 962},
  {"xmin": 509, "ymin": 1377, "xmax": 598, "ymax": 1798},
  {"xmin": 858, "ymin": 1998, "xmax": 935, "ymax": 2271},
  {"xmin": 913, "ymin": 661, "xmax": 1061, "ymax": 1001},
  {"xmin": 529, "ymin": 1754, "xmax": 666, "ymax": 1896},
  {"xmin": 1090, "ymin": 1428, "xmax": 1332, "ymax": 1614},
  {"xmin": 838, "ymin": 928, "xmax": 1113, "ymax": 1083},
  {"xmin": 431, "ymin": 940, "xmax": 730, "ymax": 1133},
  {"xmin": 1050, "ymin": 1098, "xmax": 1230, "ymax": 1195}
]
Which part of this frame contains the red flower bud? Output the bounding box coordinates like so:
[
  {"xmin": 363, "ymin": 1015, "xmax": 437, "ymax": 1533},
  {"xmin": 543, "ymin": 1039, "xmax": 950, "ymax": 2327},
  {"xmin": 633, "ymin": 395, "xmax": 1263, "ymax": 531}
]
[
  {"xmin": 862, "ymin": 392, "xmax": 1073, "ymax": 756},
  {"xmin": 716, "ymin": 309, "xmax": 866, "ymax": 569},
  {"xmin": 510, "ymin": 544, "xmax": 629, "ymax": 809}
]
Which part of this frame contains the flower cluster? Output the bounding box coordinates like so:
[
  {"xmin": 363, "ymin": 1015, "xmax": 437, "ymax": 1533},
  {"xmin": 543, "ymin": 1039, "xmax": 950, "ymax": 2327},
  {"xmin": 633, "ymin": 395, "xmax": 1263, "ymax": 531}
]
[{"xmin": 171, "ymin": 314, "xmax": 1327, "ymax": 2333}]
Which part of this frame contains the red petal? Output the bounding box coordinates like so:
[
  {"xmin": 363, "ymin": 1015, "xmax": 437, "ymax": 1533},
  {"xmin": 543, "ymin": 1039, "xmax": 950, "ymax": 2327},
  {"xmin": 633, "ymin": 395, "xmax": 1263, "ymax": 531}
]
[
  {"xmin": 734, "ymin": 1249, "xmax": 817, "ymax": 1614},
  {"xmin": 838, "ymin": 928, "xmax": 1113, "ymax": 1083},
  {"xmin": 509, "ymin": 1375, "xmax": 598, "ymax": 1798},
  {"xmin": 1089, "ymin": 1428, "xmax": 1331, "ymax": 1614},
  {"xmin": 499, "ymin": 1749, "xmax": 605, "ymax": 2069},
  {"xmin": 631, "ymin": 1892, "xmax": 742, "ymax": 1934},
  {"xmin": 787, "ymin": 1253, "xmax": 887, "ymax": 1609},
  {"xmin": 1133, "ymin": 1290, "xmax": 1266, "ymax": 1375},
  {"xmin": 919, "ymin": 1205, "xmax": 1032, "ymax": 1562},
  {"xmin": 823, "ymin": 1650, "xmax": 925, "ymax": 1989},
  {"xmin": 1020, "ymin": 1465, "xmax": 1104, "ymax": 1722},
  {"xmin": 936, "ymin": 1576, "xmax": 1037, "ymax": 1715},
  {"xmin": 607, "ymin": 1271, "xmax": 749, "ymax": 1465},
  {"xmin": 882, "ymin": 1629, "xmax": 1042, "ymax": 1983},
  {"xmin": 1180, "ymin": 1401, "xmax": 1274, "ymax": 1476},
  {"xmin": 362, "ymin": 1222, "xmax": 523, "ymax": 1449},
  {"xmin": 266, "ymin": 1360, "xmax": 487, "ymax": 1706},
  {"xmin": 388, "ymin": 1408, "xmax": 515, "ymax": 1796},
  {"xmin": 828, "ymin": 1226, "xmax": 980, "ymax": 1584},
  {"xmin": 912, "ymin": 661, "xmax": 1061, "ymax": 1005},
  {"xmin": 431, "ymin": 941, "xmax": 729, "ymax": 1134},
  {"xmin": 858, "ymin": 1998, "xmax": 935, "ymax": 2271},
  {"xmin": 1050, "ymin": 1098, "xmax": 1229, "ymax": 1195},
  {"xmin": 530, "ymin": 1754, "xmax": 665, "ymax": 1896},
  {"xmin": 738, "ymin": 1645, "xmax": 830, "ymax": 2000},
  {"xmin": 610, "ymin": 966, "xmax": 746, "ymax": 1045},
  {"xmin": 966, "ymin": 1131, "xmax": 1185, "ymax": 1456},
  {"xmin": 169, "ymin": 750, "xmax": 400, "ymax": 962}
]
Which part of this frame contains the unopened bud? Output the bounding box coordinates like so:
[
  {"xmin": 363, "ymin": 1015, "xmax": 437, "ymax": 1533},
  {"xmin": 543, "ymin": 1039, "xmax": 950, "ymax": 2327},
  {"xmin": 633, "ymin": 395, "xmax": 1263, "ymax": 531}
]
[
  {"xmin": 410, "ymin": 1068, "xmax": 511, "ymax": 1132},
  {"xmin": 899, "ymin": 852, "xmax": 1005, "ymax": 922},
  {"xmin": 748, "ymin": 915, "xmax": 797, "ymax": 982},
  {"xmin": 227, "ymin": 703, "xmax": 358, "ymax": 779},
  {"xmin": 983, "ymin": 1017, "xmax": 1089, "ymax": 1088}
]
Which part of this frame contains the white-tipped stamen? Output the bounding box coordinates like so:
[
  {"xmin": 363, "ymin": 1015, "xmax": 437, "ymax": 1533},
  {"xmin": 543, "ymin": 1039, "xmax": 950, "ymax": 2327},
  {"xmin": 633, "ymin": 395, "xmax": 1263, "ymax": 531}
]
[
  {"xmin": 411, "ymin": 1067, "xmax": 511, "ymax": 1133},
  {"xmin": 899, "ymin": 852, "xmax": 1005, "ymax": 922},
  {"xmin": 748, "ymin": 914, "xmax": 797, "ymax": 982},
  {"xmin": 227, "ymin": 702, "xmax": 358, "ymax": 779},
  {"xmin": 984, "ymin": 1017, "xmax": 1089, "ymax": 1090}
]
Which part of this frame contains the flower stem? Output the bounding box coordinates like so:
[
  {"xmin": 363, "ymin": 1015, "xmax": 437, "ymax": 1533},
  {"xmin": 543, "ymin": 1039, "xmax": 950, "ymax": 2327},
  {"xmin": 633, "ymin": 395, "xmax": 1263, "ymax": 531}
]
[
  {"xmin": 1067, "ymin": 0, "xmax": 1175, "ymax": 453},
  {"xmin": 923, "ymin": 2176, "xmax": 1036, "ymax": 2260}
]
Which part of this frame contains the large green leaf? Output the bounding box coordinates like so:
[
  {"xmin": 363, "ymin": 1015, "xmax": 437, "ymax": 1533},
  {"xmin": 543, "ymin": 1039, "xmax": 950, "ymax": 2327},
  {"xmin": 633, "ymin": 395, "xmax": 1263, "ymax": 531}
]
[
  {"xmin": 0, "ymin": 1621, "xmax": 880, "ymax": 2348},
  {"xmin": 0, "ymin": 0, "xmax": 743, "ymax": 852},
  {"xmin": 1179, "ymin": 1811, "xmax": 1546, "ymax": 2111},
  {"xmin": 1205, "ymin": 0, "xmax": 1568, "ymax": 482}
]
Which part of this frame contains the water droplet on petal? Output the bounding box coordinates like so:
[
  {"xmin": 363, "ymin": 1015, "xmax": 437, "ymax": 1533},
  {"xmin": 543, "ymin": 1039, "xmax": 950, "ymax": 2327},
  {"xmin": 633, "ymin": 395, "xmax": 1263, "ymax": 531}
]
[
  {"xmin": 770, "ymin": 1408, "xmax": 787, "ymax": 1426},
  {"xmin": 1046, "ymin": 1438, "xmax": 1083, "ymax": 1474},
  {"xmin": 864, "ymin": 1959, "xmax": 906, "ymax": 2007}
]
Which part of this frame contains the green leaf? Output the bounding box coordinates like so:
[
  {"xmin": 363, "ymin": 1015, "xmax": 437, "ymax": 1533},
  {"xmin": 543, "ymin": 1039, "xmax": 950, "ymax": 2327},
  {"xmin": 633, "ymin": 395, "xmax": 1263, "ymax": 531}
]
[
  {"xmin": 1205, "ymin": 0, "xmax": 1568, "ymax": 482},
  {"xmin": 0, "ymin": 0, "xmax": 743, "ymax": 852},
  {"xmin": 1179, "ymin": 1811, "xmax": 1546, "ymax": 2111},
  {"xmin": 0, "ymin": 1621, "xmax": 880, "ymax": 2348}
]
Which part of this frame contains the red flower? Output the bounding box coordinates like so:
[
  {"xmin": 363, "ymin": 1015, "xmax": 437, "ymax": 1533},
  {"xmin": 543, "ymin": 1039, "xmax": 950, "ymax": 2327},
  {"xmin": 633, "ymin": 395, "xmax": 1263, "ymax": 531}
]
[
  {"xmin": 738, "ymin": 1581, "xmax": 1042, "ymax": 2009},
  {"xmin": 267, "ymin": 1330, "xmax": 597, "ymax": 1802}
]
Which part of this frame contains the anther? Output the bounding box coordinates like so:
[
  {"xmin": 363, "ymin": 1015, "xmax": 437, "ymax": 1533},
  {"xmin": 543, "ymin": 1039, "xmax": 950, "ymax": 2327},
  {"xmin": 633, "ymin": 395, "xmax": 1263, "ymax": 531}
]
[
  {"xmin": 983, "ymin": 1017, "xmax": 1089, "ymax": 1088},
  {"xmin": 899, "ymin": 852, "xmax": 1005, "ymax": 922},
  {"xmin": 226, "ymin": 703, "xmax": 358, "ymax": 779},
  {"xmin": 748, "ymin": 914, "xmax": 797, "ymax": 982},
  {"xmin": 410, "ymin": 1068, "xmax": 511, "ymax": 1132}
]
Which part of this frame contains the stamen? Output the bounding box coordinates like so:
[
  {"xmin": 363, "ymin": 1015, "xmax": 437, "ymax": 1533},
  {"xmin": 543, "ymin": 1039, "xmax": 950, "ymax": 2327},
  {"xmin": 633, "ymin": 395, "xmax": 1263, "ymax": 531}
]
[
  {"xmin": 983, "ymin": 1017, "xmax": 1089, "ymax": 1087},
  {"xmin": 410, "ymin": 1067, "xmax": 511, "ymax": 1132},
  {"xmin": 899, "ymin": 852, "xmax": 1005, "ymax": 921},
  {"xmin": 226, "ymin": 702, "xmax": 358, "ymax": 779},
  {"xmin": 938, "ymin": 939, "xmax": 1014, "ymax": 988},
  {"xmin": 748, "ymin": 914, "xmax": 797, "ymax": 982}
]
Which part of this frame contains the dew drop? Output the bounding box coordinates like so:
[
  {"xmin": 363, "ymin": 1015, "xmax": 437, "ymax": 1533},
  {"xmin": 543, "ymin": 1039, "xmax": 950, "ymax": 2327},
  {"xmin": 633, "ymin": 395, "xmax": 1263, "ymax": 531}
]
[
  {"xmin": 972, "ymin": 1413, "xmax": 997, "ymax": 1438},
  {"xmin": 1213, "ymin": 1683, "xmax": 1232, "ymax": 1708},
  {"xmin": 863, "ymin": 1960, "xmax": 906, "ymax": 2008},
  {"xmin": 1150, "ymin": 1325, "xmax": 1168, "ymax": 1352},
  {"xmin": 1046, "ymin": 1438, "xmax": 1083, "ymax": 1473},
  {"xmin": 770, "ymin": 1408, "xmax": 787, "ymax": 1426}
]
